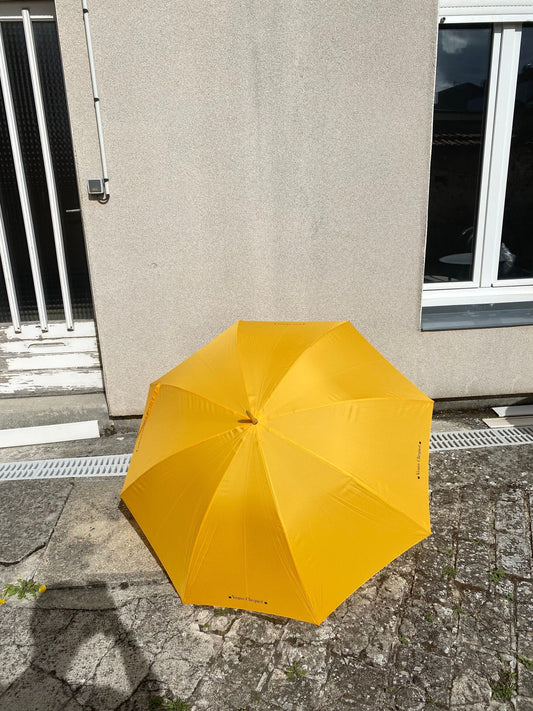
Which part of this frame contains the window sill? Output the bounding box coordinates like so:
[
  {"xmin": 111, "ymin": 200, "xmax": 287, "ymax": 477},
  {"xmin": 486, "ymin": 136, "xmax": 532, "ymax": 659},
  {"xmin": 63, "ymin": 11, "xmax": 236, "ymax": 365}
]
[{"xmin": 421, "ymin": 301, "xmax": 533, "ymax": 330}]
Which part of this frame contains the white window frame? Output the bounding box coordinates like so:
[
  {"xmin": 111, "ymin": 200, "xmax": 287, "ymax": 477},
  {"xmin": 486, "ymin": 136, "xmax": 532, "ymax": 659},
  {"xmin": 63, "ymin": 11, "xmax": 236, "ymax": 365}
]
[
  {"xmin": 0, "ymin": 3, "xmax": 54, "ymax": 21},
  {"xmin": 423, "ymin": 14, "xmax": 533, "ymax": 308}
]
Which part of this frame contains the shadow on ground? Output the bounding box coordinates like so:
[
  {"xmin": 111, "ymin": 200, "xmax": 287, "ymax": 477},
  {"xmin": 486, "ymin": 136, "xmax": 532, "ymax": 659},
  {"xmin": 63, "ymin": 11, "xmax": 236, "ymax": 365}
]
[{"xmin": 0, "ymin": 583, "xmax": 155, "ymax": 710}]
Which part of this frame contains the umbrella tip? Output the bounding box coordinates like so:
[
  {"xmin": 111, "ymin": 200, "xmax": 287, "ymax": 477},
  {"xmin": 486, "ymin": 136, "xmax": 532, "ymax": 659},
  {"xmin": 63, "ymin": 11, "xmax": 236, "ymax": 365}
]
[{"xmin": 245, "ymin": 409, "xmax": 259, "ymax": 425}]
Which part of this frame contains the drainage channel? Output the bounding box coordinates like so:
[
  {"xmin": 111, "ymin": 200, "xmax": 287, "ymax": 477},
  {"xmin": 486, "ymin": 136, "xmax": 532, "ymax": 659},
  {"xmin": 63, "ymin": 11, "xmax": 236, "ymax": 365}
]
[{"xmin": 0, "ymin": 427, "xmax": 532, "ymax": 482}]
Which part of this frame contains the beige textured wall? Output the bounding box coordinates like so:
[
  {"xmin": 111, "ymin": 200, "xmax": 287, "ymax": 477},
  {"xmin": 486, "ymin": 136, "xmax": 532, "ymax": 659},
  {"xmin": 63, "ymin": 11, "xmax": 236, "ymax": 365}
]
[{"xmin": 55, "ymin": 0, "xmax": 532, "ymax": 415}]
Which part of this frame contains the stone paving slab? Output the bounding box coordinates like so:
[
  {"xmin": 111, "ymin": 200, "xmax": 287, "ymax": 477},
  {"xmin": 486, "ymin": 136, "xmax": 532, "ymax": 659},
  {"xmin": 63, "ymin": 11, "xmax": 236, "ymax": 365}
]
[
  {"xmin": 0, "ymin": 436, "xmax": 532, "ymax": 711},
  {"xmin": 35, "ymin": 478, "xmax": 166, "ymax": 587},
  {"xmin": 0, "ymin": 479, "xmax": 73, "ymax": 565}
]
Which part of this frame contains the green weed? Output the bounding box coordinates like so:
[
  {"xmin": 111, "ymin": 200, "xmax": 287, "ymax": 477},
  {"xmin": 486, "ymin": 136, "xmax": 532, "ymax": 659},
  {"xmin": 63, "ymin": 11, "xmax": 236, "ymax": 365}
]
[
  {"xmin": 1, "ymin": 578, "xmax": 46, "ymax": 602},
  {"xmin": 443, "ymin": 565, "xmax": 456, "ymax": 579},
  {"xmin": 491, "ymin": 668, "xmax": 516, "ymax": 701},
  {"xmin": 285, "ymin": 661, "xmax": 307, "ymax": 679},
  {"xmin": 436, "ymin": 547, "xmax": 454, "ymax": 558},
  {"xmin": 489, "ymin": 567, "xmax": 506, "ymax": 584},
  {"xmin": 148, "ymin": 697, "xmax": 191, "ymax": 711},
  {"xmin": 518, "ymin": 654, "xmax": 533, "ymax": 671}
]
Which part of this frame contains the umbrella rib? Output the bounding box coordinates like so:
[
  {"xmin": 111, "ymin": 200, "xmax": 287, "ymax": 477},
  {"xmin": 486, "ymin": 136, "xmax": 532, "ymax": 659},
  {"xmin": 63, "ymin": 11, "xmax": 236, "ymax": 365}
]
[
  {"xmin": 262, "ymin": 423, "xmax": 430, "ymax": 536},
  {"xmin": 154, "ymin": 382, "xmax": 245, "ymax": 418},
  {"xmin": 181, "ymin": 429, "xmax": 252, "ymax": 600},
  {"xmin": 259, "ymin": 321, "xmax": 348, "ymax": 412},
  {"xmin": 254, "ymin": 434, "xmax": 319, "ymax": 625},
  {"xmin": 266, "ymin": 395, "xmax": 432, "ymax": 420}
]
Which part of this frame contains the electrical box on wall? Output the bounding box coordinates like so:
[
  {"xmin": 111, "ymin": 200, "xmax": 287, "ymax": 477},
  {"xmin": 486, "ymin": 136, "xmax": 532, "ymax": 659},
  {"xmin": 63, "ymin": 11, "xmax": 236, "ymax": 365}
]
[{"xmin": 87, "ymin": 178, "xmax": 104, "ymax": 196}]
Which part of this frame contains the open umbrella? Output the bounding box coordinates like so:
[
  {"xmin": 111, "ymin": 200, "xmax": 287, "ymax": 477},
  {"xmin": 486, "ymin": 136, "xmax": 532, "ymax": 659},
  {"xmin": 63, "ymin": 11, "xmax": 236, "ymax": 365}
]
[{"xmin": 121, "ymin": 320, "xmax": 432, "ymax": 624}]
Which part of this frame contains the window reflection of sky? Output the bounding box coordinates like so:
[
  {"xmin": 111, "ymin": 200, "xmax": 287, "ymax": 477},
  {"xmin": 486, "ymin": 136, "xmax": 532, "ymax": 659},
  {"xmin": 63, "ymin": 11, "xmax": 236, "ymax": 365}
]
[{"xmin": 435, "ymin": 27, "xmax": 491, "ymax": 102}]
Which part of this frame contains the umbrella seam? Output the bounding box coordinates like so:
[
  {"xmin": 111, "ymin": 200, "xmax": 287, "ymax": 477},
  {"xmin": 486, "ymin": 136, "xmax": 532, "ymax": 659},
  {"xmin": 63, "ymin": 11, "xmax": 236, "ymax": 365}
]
[
  {"xmin": 255, "ymin": 432, "xmax": 320, "ymax": 625},
  {"xmin": 122, "ymin": 425, "xmax": 246, "ymax": 495},
  {"xmin": 254, "ymin": 326, "xmax": 288, "ymax": 411},
  {"xmin": 258, "ymin": 321, "xmax": 348, "ymax": 413},
  {"xmin": 235, "ymin": 320, "xmax": 252, "ymax": 411},
  {"xmin": 266, "ymin": 395, "xmax": 433, "ymax": 420},
  {"xmin": 182, "ymin": 428, "xmax": 252, "ymax": 600},
  {"xmin": 262, "ymin": 423, "xmax": 431, "ymax": 536}
]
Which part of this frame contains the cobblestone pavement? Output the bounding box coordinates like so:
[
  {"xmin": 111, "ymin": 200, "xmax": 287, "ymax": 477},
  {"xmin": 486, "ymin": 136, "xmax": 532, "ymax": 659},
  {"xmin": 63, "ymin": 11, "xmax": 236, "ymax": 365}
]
[{"xmin": 0, "ymin": 434, "xmax": 532, "ymax": 710}]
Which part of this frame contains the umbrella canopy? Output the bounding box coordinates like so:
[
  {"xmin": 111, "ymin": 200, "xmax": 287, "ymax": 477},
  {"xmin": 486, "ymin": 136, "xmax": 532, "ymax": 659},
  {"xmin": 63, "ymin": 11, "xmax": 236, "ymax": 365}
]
[{"xmin": 121, "ymin": 320, "xmax": 432, "ymax": 624}]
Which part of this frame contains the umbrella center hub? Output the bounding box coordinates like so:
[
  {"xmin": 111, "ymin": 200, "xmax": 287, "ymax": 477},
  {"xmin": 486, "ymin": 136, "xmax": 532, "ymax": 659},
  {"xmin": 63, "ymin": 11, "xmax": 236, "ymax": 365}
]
[{"xmin": 245, "ymin": 409, "xmax": 259, "ymax": 425}]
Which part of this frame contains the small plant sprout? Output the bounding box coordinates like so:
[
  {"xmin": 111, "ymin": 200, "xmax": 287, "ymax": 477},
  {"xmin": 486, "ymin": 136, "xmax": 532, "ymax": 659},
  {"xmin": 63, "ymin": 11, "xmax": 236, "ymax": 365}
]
[
  {"xmin": 506, "ymin": 592, "xmax": 514, "ymax": 602},
  {"xmin": 398, "ymin": 633, "xmax": 408, "ymax": 644},
  {"xmin": 2, "ymin": 579, "xmax": 46, "ymax": 602},
  {"xmin": 436, "ymin": 547, "xmax": 454, "ymax": 558},
  {"xmin": 166, "ymin": 699, "xmax": 191, "ymax": 711},
  {"xmin": 443, "ymin": 565, "xmax": 456, "ymax": 579},
  {"xmin": 489, "ymin": 567, "xmax": 506, "ymax": 584},
  {"xmin": 491, "ymin": 667, "xmax": 516, "ymax": 701},
  {"xmin": 518, "ymin": 654, "xmax": 533, "ymax": 670},
  {"xmin": 285, "ymin": 661, "xmax": 307, "ymax": 679},
  {"xmin": 148, "ymin": 696, "xmax": 191, "ymax": 711},
  {"xmin": 425, "ymin": 613, "xmax": 435, "ymax": 623},
  {"xmin": 452, "ymin": 604, "xmax": 464, "ymax": 617}
]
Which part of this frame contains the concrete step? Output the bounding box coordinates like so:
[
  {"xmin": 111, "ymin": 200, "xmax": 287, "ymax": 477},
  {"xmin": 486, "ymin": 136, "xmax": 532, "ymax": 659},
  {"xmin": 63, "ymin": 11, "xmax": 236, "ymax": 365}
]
[{"xmin": 0, "ymin": 392, "xmax": 110, "ymax": 431}]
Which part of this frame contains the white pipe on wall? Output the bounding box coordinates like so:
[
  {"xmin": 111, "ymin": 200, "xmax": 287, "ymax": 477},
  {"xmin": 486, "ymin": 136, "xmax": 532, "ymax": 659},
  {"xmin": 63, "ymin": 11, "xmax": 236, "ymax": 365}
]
[{"xmin": 82, "ymin": 0, "xmax": 109, "ymax": 202}]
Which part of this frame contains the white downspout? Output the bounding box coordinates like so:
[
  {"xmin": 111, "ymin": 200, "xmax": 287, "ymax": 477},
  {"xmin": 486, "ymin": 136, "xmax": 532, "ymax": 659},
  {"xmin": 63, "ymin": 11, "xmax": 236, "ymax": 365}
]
[{"xmin": 82, "ymin": 0, "xmax": 109, "ymax": 203}]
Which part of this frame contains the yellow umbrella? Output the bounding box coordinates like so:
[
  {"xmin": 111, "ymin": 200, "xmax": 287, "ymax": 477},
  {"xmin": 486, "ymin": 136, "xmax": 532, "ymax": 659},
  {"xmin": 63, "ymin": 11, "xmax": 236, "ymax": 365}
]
[{"xmin": 121, "ymin": 320, "xmax": 432, "ymax": 624}]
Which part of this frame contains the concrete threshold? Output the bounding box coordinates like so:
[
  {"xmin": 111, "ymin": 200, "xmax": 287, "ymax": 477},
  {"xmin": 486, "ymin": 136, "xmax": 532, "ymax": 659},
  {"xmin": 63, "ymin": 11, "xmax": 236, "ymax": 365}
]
[{"xmin": 0, "ymin": 392, "xmax": 110, "ymax": 431}]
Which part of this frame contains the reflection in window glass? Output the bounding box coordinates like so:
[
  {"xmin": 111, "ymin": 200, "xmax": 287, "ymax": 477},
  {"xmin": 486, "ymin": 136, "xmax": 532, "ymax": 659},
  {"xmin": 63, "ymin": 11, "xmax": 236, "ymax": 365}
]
[
  {"xmin": 499, "ymin": 25, "xmax": 533, "ymax": 280},
  {"xmin": 424, "ymin": 26, "xmax": 492, "ymax": 283}
]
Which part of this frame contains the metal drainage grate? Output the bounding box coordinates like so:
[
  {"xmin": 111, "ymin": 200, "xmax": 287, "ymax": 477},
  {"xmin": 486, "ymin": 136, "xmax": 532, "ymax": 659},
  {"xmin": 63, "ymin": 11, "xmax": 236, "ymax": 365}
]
[
  {"xmin": 0, "ymin": 453, "xmax": 131, "ymax": 482},
  {"xmin": 430, "ymin": 426, "xmax": 533, "ymax": 452},
  {"xmin": 0, "ymin": 428, "xmax": 532, "ymax": 482}
]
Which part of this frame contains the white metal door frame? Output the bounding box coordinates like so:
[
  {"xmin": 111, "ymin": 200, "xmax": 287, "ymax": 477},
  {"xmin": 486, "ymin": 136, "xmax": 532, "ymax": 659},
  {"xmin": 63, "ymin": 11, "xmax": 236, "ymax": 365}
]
[{"xmin": 0, "ymin": 1, "xmax": 77, "ymax": 333}]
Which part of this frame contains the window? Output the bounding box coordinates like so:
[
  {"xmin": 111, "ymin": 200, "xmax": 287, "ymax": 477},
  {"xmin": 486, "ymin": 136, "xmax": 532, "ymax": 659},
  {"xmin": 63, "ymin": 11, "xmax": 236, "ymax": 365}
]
[{"xmin": 422, "ymin": 16, "xmax": 533, "ymax": 329}]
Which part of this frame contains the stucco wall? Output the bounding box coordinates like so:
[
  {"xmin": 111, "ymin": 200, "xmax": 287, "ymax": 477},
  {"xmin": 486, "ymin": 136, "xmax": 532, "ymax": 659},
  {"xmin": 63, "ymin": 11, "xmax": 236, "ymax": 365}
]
[{"xmin": 55, "ymin": 0, "xmax": 532, "ymax": 415}]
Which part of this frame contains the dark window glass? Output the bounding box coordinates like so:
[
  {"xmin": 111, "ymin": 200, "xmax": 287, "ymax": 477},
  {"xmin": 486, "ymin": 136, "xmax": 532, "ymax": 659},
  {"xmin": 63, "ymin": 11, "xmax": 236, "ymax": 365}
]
[
  {"xmin": 0, "ymin": 23, "xmax": 39, "ymax": 322},
  {"xmin": 499, "ymin": 24, "xmax": 533, "ymax": 280},
  {"xmin": 0, "ymin": 21, "xmax": 93, "ymax": 324},
  {"xmin": 34, "ymin": 21, "xmax": 93, "ymax": 318},
  {"xmin": 424, "ymin": 26, "xmax": 492, "ymax": 283},
  {"xmin": 2, "ymin": 21, "xmax": 62, "ymax": 319}
]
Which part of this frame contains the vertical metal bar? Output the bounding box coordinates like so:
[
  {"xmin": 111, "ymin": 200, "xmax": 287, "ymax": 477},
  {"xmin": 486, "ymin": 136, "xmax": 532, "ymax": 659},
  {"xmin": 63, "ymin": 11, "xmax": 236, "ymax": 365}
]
[
  {"xmin": 0, "ymin": 202, "xmax": 21, "ymax": 331},
  {"xmin": 0, "ymin": 24, "xmax": 48, "ymax": 330},
  {"xmin": 22, "ymin": 9, "xmax": 73, "ymax": 330}
]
